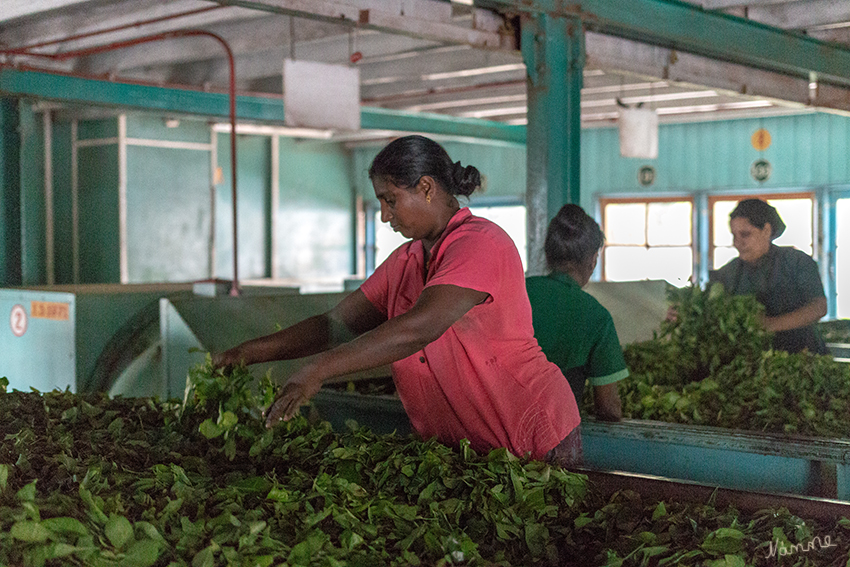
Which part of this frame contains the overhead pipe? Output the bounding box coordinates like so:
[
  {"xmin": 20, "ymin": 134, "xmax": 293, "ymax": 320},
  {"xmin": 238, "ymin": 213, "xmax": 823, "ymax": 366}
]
[{"xmin": 2, "ymin": 25, "xmax": 242, "ymax": 296}]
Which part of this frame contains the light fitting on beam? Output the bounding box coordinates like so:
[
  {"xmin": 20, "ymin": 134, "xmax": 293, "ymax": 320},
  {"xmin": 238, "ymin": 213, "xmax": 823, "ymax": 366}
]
[{"xmin": 212, "ymin": 123, "xmax": 333, "ymax": 139}]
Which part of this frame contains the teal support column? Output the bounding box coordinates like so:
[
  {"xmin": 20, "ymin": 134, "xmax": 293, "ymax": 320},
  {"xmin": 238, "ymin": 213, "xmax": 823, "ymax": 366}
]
[
  {"xmin": 0, "ymin": 97, "xmax": 22, "ymax": 286},
  {"xmin": 521, "ymin": 13, "xmax": 584, "ymax": 275}
]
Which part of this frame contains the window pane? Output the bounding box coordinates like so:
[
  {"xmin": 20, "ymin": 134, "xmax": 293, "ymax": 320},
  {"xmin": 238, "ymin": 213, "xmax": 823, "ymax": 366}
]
[
  {"xmin": 712, "ymin": 200, "xmax": 737, "ymax": 247},
  {"xmin": 713, "ymin": 246, "xmax": 738, "ymax": 270},
  {"xmin": 470, "ymin": 205, "xmax": 527, "ymax": 272},
  {"xmin": 838, "ymin": 198, "xmax": 850, "ymax": 319},
  {"xmin": 771, "ymin": 198, "xmax": 813, "ymax": 254},
  {"xmin": 374, "ymin": 210, "xmax": 409, "ymax": 266},
  {"xmin": 604, "ymin": 246, "xmax": 648, "ymax": 281},
  {"xmin": 647, "ymin": 201, "xmax": 692, "ymax": 246},
  {"xmin": 646, "ymin": 247, "xmax": 693, "ymax": 287},
  {"xmin": 605, "ymin": 203, "xmax": 646, "ymax": 245}
]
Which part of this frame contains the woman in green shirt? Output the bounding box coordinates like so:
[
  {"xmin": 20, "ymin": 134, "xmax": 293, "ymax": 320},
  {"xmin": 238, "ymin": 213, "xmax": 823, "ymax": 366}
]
[{"xmin": 526, "ymin": 204, "xmax": 628, "ymax": 421}]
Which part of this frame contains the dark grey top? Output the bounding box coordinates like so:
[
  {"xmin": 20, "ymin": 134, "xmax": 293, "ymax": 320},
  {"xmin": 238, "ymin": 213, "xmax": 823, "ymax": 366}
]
[{"xmin": 709, "ymin": 245, "xmax": 828, "ymax": 355}]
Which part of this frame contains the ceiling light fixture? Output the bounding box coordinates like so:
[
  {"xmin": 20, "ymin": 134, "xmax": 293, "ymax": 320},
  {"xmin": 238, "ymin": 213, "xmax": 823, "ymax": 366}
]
[{"xmin": 212, "ymin": 123, "xmax": 333, "ymax": 139}]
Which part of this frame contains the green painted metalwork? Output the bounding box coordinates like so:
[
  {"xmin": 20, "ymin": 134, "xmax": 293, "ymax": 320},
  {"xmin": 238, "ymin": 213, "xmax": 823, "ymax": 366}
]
[
  {"xmin": 522, "ymin": 13, "xmax": 584, "ymax": 273},
  {"xmin": 0, "ymin": 98, "xmax": 22, "ymax": 286},
  {"xmin": 0, "ymin": 69, "xmax": 524, "ymax": 145},
  {"xmin": 276, "ymin": 138, "xmax": 354, "ymax": 281},
  {"xmin": 77, "ymin": 144, "xmax": 120, "ymax": 283},
  {"xmin": 18, "ymin": 102, "xmax": 44, "ymax": 285},
  {"xmin": 126, "ymin": 145, "xmax": 212, "ymax": 282},
  {"xmin": 51, "ymin": 121, "xmax": 73, "ymax": 285},
  {"xmin": 480, "ymin": 0, "xmax": 850, "ymax": 86}
]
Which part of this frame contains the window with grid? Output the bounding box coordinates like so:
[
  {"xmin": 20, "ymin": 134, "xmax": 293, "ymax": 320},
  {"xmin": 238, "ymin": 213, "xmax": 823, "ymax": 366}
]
[
  {"xmin": 709, "ymin": 193, "xmax": 815, "ymax": 271},
  {"xmin": 601, "ymin": 198, "xmax": 694, "ymax": 287}
]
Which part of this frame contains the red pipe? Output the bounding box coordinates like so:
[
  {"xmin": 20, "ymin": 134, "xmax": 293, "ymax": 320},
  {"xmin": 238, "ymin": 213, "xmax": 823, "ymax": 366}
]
[{"xmin": 2, "ymin": 28, "xmax": 242, "ymax": 296}]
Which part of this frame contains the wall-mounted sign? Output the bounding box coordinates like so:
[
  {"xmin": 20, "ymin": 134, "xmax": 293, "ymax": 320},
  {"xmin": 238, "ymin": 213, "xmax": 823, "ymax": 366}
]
[
  {"xmin": 751, "ymin": 128, "xmax": 772, "ymax": 151},
  {"xmin": 751, "ymin": 158, "xmax": 772, "ymax": 182},
  {"xmin": 31, "ymin": 301, "xmax": 70, "ymax": 321},
  {"xmin": 638, "ymin": 165, "xmax": 656, "ymax": 186},
  {"xmin": 10, "ymin": 304, "xmax": 27, "ymax": 337}
]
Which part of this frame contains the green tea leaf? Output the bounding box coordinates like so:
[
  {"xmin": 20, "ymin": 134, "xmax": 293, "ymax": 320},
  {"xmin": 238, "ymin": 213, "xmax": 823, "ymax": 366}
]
[
  {"xmin": 16, "ymin": 479, "xmax": 37, "ymax": 501},
  {"xmin": 106, "ymin": 514, "xmax": 134, "ymax": 549},
  {"xmin": 119, "ymin": 539, "xmax": 161, "ymax": 567},
  {"xmin": 42, "ymin": 516, "xmax": 89, "ymax": 536},
  {"xmin": 11, "ymin": 520, "xmax": 51, "ymax": 542},
  {"xmin": 198, "ymin": 418, "xmax": 223, "ymax": 439}
]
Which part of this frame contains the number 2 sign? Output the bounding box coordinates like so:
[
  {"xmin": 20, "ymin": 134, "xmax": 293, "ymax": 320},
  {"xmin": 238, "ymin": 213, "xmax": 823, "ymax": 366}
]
[{"xmin": 10, "ymin": 304, "xmax": 27, "ymax": 337}]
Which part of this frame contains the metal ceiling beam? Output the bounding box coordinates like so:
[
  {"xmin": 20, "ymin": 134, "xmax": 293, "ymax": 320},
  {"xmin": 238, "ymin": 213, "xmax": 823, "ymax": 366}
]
[
  {"xmin": 1, "ymin": 0, "xmax": 92, "ymax": 24},
  {"xmin": 0, "ymin": 67, "xmax": 525, "ymax": 143},
  {"xmin": 746, "ymin": 1, "xmax": 850, "ymax": 31},
  {"xmin": 477, "ymin": 0, "xmax": 850, "ymax": 87},
  {"xmin": 208, "ymin": 0, "xmax": 511, "ymax": 49}
]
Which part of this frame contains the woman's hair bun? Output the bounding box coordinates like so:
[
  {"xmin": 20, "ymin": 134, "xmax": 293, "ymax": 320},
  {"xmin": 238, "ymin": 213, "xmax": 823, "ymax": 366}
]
[{"xmin": 452, "ymin": 161, "xmax": 481, "ymax": 197}]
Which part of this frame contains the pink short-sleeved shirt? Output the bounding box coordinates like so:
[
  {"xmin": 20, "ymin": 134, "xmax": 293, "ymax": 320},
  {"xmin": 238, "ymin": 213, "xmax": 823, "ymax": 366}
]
[{"xmin": 360, "ymin": 208, "xmax": 580, "ymax": 460}]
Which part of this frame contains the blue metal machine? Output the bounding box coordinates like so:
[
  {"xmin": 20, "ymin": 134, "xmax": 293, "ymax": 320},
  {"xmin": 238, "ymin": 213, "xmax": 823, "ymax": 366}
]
[{"xmin": 0, "ymin": 283, "xmax": 192, "ymax": 394}]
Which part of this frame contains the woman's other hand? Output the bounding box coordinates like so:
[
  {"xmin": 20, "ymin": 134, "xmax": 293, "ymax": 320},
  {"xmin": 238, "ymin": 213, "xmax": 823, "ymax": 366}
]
[
  {"xmin": 263, "ymin": 366, "xmax": 323, "ymax": 428},
  {"xmin": 593, "ymin": 383, "xmax": 622, "ymax": 422}
]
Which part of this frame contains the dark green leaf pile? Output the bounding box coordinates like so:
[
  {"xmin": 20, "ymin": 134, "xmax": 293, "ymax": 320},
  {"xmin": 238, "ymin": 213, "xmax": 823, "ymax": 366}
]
[
  {"xmin": 593, "ymin": 284, "xmax": 850, "ymax": 437},
  {"xmin": 818, "ymin": 319, "xmax": 850, "ymax": 343},
  {"xmin": 2, "ymin": 363, "xmax": 850, "ymax": 566}
]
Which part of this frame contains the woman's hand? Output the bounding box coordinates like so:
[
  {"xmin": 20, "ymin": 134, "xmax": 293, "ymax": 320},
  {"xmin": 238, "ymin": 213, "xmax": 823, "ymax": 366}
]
[
  {"xmin": 263, "ymin": 365, "xmax": 324, "ymax": 428},
  {"xmin": 211, "ymin": 347, "xmax": 244, "ymax": 371}
]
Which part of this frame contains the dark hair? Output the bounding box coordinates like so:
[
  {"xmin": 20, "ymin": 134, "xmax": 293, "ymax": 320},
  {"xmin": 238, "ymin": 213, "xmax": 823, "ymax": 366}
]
[
  {"xmin": 368, "ymin": 135, "xmax": 481, "ymax": 197},
  {"xmin": 730, "ymin": 198, "xmax": 786, "ymax": 239},
  {"xmin": 544, "ymin": 204, "xmax": 604, "ymax": 270}
]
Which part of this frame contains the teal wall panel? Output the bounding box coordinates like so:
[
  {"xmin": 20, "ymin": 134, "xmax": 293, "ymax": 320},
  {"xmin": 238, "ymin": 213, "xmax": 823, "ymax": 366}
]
[
  {"xmin": 215, "ymin": 133, "xmax": 271, "ymax": 280},
  {"xmin": 0, "ymin": 98, "xmax": 21, "ymax": 286},
  {"xmin": 77, "ymin": 144, "xmax": 120, "ymax": 283},
  {"xmin": 51, "ymin": 121, "xmax": 74, "ymax": 284},
  {"xmin": 277, "ymin": 138, "xmax": 353, "ymax": 280},
  {"xmin": 126, "ymin": 145, "xmax": 212, "ymax": 282},
  {"xmin": 19, "ymin": 103, "xmax": 45, "ymax": 285},
  {"xmin": 579, "ymin": 113, "xmax": 850, "ymax": 208},
  {"xmin": 125, "ymin": 114, "xmax": 211, "ymax": 144}
]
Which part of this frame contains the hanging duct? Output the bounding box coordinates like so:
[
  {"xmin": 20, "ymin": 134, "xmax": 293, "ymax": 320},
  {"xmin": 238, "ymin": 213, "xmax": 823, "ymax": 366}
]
[
  {"xmin": 283, "ymin": 59, "xmax": 361, "ymax": 131},
  {"xmin": 618, "ymin": 106, "xmax": 658, "ymax": 159}
]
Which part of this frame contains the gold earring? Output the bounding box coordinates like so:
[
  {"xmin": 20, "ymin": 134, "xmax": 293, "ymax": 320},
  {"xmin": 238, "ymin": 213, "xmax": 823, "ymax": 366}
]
[{"xmin": 426, "ymin": 194, "xmax": 432, "ymax": 204}]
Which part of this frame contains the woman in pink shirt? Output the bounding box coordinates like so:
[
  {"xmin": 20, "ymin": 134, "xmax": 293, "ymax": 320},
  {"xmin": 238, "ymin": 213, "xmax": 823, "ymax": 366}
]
[{"xmin": 214, "ymin": 135, "xmax": 581, "ymax": 465}]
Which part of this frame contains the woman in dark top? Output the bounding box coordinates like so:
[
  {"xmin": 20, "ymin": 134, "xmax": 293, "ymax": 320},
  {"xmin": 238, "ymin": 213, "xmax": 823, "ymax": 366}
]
[{"xmin": 709, "ymin": 198, "xmax": 828, "ymax": 354}]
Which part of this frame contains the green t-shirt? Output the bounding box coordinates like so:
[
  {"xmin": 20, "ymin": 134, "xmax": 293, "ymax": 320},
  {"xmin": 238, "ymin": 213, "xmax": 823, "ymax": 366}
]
[{"xmin": 525, "ymin": 272, "xmax": 629, "ymax": 402}]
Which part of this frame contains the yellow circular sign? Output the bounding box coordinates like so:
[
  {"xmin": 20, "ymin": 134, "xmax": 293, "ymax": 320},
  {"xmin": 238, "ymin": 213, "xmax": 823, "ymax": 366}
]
[{"xmin": 751, "ymin": 128, "xmax": 771, "ymax": 151}]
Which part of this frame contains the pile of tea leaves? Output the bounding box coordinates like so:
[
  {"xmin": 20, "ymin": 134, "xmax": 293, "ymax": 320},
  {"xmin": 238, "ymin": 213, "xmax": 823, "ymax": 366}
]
[
  {"xmin": 590, "ymin": 284, "xmax": 850, "ymax": 437},
  {"xmin": 2, "ymin": 360, "xmax": 850, "ymax": 566}
]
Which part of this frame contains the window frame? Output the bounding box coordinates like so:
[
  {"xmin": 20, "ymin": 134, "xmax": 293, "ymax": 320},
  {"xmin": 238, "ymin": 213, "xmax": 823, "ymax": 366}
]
[{"xmin": 598, "ymin": 195, "xmax": 697, "ymax": 284}]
